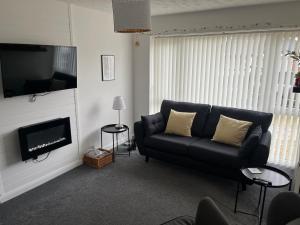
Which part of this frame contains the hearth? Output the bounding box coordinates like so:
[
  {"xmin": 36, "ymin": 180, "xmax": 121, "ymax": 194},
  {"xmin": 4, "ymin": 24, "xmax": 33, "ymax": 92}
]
[{"xmin": 18, "ymin": 117, "xmax": 72, "ymax": 161}]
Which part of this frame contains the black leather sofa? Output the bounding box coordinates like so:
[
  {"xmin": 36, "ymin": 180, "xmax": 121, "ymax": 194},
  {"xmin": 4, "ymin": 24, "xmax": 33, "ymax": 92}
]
[{"xmin": 134, "ymin": 100, "xmax": 273, "ymax": 181}]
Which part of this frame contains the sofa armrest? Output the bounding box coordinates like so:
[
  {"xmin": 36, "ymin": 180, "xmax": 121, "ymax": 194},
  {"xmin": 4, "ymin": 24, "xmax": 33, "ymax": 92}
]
[
  {"xmin": 248, "ymin": 131, "xmax": 271, "ymax": 166},
  {"xmin": 134, "ymin": 121, "xmax": 146, "ymax": 155},
  {"xmin": 240, "ymin": 126, "xmax": 262, "ymax": 159},
  {"xmin": 195, "ymin": 197, "xmax": 229, "ymax": 225}
]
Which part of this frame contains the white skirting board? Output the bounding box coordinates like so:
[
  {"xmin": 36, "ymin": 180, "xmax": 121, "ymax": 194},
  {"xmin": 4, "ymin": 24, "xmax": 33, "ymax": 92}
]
[
  {"xmin": 0, "ymin": 160, "xmax": 82, "ymax": 203},
  {"xmin": 0, "ymin": 137, "xmax": 129, "ymax": 203}
]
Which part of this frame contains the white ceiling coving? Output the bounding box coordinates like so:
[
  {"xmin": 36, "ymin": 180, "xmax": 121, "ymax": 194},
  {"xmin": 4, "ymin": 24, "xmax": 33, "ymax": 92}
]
[{"xmin": 59, "ymin": 0, "xmax": 296, "ymax": 15}]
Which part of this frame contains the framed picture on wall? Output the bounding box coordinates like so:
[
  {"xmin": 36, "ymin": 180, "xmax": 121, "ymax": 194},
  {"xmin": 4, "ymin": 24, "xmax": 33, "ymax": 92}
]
[{"xmin": 101, "ymin": 55, "xmax": 115, "ymax": 81}]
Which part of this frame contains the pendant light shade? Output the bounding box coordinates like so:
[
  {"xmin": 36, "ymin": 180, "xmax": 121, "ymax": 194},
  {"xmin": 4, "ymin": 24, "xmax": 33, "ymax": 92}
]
[{"xmin": 112, "ymin": 0, "xmax": 151, "ymax": 33}]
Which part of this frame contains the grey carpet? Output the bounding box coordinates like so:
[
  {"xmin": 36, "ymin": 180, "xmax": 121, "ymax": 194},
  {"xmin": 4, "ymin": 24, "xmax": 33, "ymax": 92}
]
[{"xmin": 0, "ymin": 152, "xmax": 288, "ymax": 225}]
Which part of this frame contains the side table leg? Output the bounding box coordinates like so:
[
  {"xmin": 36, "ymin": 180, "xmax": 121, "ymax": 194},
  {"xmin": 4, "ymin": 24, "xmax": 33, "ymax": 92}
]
[
  {"xmin": 112, "ymin": 134, "xmax": 115, "ymax": 162},
  {"xmin": 257, "ymin": 185, "xmax": 263, "ymax": 210},
  {"xmin": 116, "ymin": 133, "xmax": 119, "ymax": 152},
  {"xmin": 128, "ymin": 128, "xmax": 130, "ymax": 157},
  {"xmin": 100, "ymin": 130, "xmax": 103, "ymax": 149},
  {"xmin": 258, "ymin": 186, "xmax": 267, "ymax": 225},
  {"xmin": 234, "ymin": 182, "xmax": 240, "ymax": 213}
]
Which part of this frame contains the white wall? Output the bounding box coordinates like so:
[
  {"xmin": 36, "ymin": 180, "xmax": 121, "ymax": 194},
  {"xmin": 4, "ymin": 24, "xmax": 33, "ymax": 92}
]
[
  {"xmin": 133, "ymin": 1, "xmax": 300, "ymax": 120},
  {"xmin": 0, "ymin": 0, "xmax": 81, "ymax": 203},
  {"xmin": 133, "ymin": 36, "xmax": 150, "ymax": 121},
  {"xmin": 0, "ymin": 0, "xmax": 134, "ymax": 202},
  {"xmin": 71, "ymin": 5, "xmax": 133, "ymax": 153}
]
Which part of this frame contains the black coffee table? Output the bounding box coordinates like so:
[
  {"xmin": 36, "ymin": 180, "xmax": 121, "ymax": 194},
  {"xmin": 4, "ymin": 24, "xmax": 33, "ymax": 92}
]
[
  {"xmin": 100, "ymin": 124, "xmax": 130, "ymax": 162},
  {"xmin": 234, "ymin": 165, "xmax": 292, "ymax": 225}
]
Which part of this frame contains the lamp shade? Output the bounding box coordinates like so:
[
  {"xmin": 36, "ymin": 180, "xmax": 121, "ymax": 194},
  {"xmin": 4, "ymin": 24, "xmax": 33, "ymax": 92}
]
[
  {"xmin": 112, "ymin": 0, "xmax": 151, "ymax": 33},
  {"xmin": 112, "ymin": 96, "xmax": 126, "ymax": 110}
]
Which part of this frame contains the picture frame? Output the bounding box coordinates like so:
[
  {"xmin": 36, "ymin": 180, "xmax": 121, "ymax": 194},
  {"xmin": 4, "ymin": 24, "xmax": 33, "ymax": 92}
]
[{"xmin": 101, "ymin": 55, "xmax": 115, "ymax": 81}]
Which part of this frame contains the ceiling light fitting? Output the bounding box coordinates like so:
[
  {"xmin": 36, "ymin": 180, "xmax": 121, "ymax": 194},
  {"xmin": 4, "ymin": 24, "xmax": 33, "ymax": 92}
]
[{"xmin": 112, "ymin": 0, "xmax": 151, "ymax": 33}]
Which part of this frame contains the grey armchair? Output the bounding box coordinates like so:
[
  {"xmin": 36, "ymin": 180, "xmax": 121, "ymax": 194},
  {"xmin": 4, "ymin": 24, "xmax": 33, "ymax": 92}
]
[
  {"xmin": 160, "ymin": 192, "xmax": 300, "ymax": 225},
  {"xmin": 160, "ymin": 197, "xmax": 230, "ymax": 225},
  {"xmin": 267, "ymin": 192, "xmax": 300, "ymax": 225}
]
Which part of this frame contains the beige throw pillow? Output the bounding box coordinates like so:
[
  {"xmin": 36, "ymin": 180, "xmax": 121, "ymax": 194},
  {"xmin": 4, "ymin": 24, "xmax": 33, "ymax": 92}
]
[
  {"xmin": 165, "ymin": 109, "xmax": 196, "ymax": 137},
  {"xmin": 212, "ymin": 115, "xmax": 253, "ymax": 147}
]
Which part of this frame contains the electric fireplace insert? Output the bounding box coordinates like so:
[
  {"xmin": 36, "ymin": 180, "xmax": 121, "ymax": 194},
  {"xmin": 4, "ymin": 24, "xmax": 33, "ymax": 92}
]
[{"xmin": 18, "ymin": 117, "xmax": 72, "ymax": 161}]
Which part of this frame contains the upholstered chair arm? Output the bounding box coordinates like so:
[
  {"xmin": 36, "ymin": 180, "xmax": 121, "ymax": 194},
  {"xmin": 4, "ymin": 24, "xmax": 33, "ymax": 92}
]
[
  {"xmin": 267, "ymin": 192, "xmax": 300, "ymax": 225},
  {"xmin": 194, "ymin": 197, "xmax": 230, "ymax": 225}
]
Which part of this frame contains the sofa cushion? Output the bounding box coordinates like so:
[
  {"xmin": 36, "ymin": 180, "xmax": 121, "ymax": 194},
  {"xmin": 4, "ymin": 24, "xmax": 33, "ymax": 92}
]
[
  {"xmin": 212, "ymin": 115, "xmax": 253, "ymax": 147},
  {"xmin": 204, "ymin": 106, "xmax": 273, "ymax": 138},
  {"xmin": 160, "ymin": 100, "xmax": 211, "ymax": 137},
  {"xmin": 165, "ymin": 110, "xmax": 196, "ymax": 137},
  {"xmin": 188, "ymin": 139, "xmax": 244, "ymax": 168},
  {"xmin": 144, "ymin": 133, "xmax": 199, "ymax": 155},
  {"xmin": 141, "ymin": 112, "xmax": 166, "ymax": 136}
]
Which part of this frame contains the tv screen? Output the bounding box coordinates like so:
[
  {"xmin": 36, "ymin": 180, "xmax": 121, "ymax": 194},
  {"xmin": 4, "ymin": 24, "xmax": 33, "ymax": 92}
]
[{"xmin": 0, "ymin": 43, "xmax": 77, "ymax": 98}]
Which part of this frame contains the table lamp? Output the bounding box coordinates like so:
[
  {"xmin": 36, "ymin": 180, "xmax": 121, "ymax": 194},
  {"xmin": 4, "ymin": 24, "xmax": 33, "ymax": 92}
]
[{"xmin": 113, "ymin": 96, "xmax": 126, "ymax": 129}]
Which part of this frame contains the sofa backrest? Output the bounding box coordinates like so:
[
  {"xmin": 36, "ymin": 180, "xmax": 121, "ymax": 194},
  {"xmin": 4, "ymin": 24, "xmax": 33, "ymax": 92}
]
[
  {"xmin": 160, "ymin": 100, "xmax": 211, "ymax": 137},
  {"xmin": 204, "ymin": 105, "xmax": 273, "ymax": 138}
]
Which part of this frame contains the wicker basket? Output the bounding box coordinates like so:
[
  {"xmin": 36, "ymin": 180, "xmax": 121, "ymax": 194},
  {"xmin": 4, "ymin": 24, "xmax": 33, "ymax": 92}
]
[{"xmin": 83, "ymin": 149, "xmax": 112, "ymax": 169}]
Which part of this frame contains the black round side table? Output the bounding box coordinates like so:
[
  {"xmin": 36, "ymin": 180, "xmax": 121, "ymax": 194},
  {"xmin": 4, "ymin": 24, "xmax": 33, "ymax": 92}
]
[
  {"xmin": 100, "ymin": 124, "xmax": 130, "ymax": 162},
  {"xmin": 234, "ymin": 165, "xmax": 292, "ymax": 225}
]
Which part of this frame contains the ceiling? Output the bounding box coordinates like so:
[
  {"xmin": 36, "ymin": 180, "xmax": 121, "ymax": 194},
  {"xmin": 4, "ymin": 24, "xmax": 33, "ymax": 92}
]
[{"xmin": 60, "ymin": 0, "xmax": 296, "ymax": 15}]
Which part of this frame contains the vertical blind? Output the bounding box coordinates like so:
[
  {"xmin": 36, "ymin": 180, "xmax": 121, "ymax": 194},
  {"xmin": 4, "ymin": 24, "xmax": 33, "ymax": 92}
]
[{"xmin": 149, "ymin": 31, "xmax": 300, "ymax": 168}]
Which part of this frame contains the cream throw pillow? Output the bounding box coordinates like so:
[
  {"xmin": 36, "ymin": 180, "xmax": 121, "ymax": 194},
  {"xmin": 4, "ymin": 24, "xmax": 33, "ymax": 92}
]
[
  {"xmin": 165, "ymin": 109, "xmax": 196, "ymax": 137},
  {"xmin": 212, "ymin": 115, "xmax": 253, "ymax": 147}
]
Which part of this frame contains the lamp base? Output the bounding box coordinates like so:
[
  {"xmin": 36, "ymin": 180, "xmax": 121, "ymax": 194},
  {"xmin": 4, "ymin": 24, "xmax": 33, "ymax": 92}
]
[{"xmin": 115, "ymin": 124, "xmax": 124, "ymax": 129}]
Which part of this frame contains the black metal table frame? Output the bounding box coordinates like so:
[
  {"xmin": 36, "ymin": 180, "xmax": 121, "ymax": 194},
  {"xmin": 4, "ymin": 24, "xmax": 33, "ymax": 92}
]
[
  {"xmin": 100, "ymin": 124, "xmax": 130, "ymax": 162},
  {"xmin": 234, "ymin": 166, "xmax": 292, "ymax": 225}
]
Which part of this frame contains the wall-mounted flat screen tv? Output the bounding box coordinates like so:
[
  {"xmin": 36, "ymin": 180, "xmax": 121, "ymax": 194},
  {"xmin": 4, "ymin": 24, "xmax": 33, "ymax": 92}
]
[{"xmin": 0, "ymin": 43, "xmax": 77, "ymax": 98}]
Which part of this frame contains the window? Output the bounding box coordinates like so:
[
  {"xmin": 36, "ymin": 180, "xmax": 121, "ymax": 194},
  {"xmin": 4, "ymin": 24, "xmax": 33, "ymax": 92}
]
[{"xmin": 150, "ymin": 31, "xmax": 300, "ymax": 168}]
